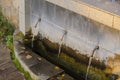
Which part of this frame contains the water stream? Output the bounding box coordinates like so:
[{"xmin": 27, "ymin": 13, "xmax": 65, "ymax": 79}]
[
  {"xmin": 85, "ymin": 57, "xmax": 93, "ymax": 80},
  {"xmin": 85, "ymin": 46, "xmax": 99, "ymax": 80},
  {"xmin": 31, "ymin": 34, "xmax": 35, "ymax": 48},
  {"xmin": 58, "ymin": 31, "xmax": 67, "ymax": 58},
  {"xmin": 31, "ymin": 18, "xmax": 41, "ymax": 48}
]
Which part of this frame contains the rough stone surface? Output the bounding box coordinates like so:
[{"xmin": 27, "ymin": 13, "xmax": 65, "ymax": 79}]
[
  {"xmin": 0, "ymin": 0, "xmax": 19, "ymax": 26},
  {"xmin": 15, "ymin": 42, "xmax": 64, "ymax": 80},
  {"xmin": 13, "ymin": 30, "xmax": 75, "ymax": 80},
  {"xmin": 0, "ymin": 45, "xmax": 26, "ymax": 80},
  {"xmin": 46, "ymin": 0, "xmax": 120, "ymax": 30}
]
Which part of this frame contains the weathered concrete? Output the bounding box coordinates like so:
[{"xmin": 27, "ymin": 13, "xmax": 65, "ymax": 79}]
[
  {"xmin": 19, "ymin": 0, "xmax": 26, "ymax": 35},
  {"xmin": 29, "ymin": 0, "xmax": 119, "ymax": 59},
  {"xmin": 0, "ymin": 45, "xmax": 25, "ymax": 80},
  {"xmin": 0, "ymin": 0, "xmax": 19, "ymax": 26},
  {"xmin": 46, "ymin": 0, "xmax": 120, "ymax": 30},
  {"xmin": 2, "ymin": 0, "xmax": 120, "ymax": 78},
  {"xmin": 27, "ymin": 1, "xmax": 120, "ymax": 77}
]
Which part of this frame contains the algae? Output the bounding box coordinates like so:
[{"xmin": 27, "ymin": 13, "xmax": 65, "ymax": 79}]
[
  {"xmin": 41, "ymin": 38, "xmax": 106, "ymax": 70},
  {"xmin": 3, "ymin": 27, "xmax": 33, "ymax": 80},
  {"xmin": 0, "ymin": 10, "xmax": 28, "ymax": 79},
  {"xmin": 24, "ymin": 36, "xmax": 110, "ymax": 80},
  {"xmin": 0, "ymin": 9, "xmax": 14, "ymax": 44},
  {"xmin": 11, "ymin": 51, "xmax": 33, "ymax": 80}
]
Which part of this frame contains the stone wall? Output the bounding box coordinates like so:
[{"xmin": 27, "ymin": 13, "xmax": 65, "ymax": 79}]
[
  {"xmin": 1, "ymin": 0, "xmax": 120, "ymax": 61},
  {"xmin": 0, "ymin": 0, "xmax": 19, "ymax": 26},
  {"xmin": 29, "ymin": 0, "xmax": 120, "ymax": 76},
  {"xmin": 46, "ymin": 0, "xmax": 120, "ymax": 31}
]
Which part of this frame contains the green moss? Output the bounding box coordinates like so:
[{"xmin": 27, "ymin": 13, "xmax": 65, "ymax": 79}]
[
  {"xmin": 14, "ymin": 31, "xmax": 25, "ymax": 41},
  {"xmin": 0, "ymin": 9, "xmax": 34, "ymax": 80},
  {"xmin": 26, "ymin": 39, "xmax": 109, "ymax": 80},
  {"xmin": 0, "ymin": 9, "xmax": 14, "ymax": 44},
  {"xmin": 11, "ymin": 52, "xmax": 33, "ymax": 80},
  {"xmin": 11, "ymin": 32, "xmax": 33, "ymax": 80},
  {"xmin": 41, "ymin": 38, "xmax": 106, "ymax": 70}
]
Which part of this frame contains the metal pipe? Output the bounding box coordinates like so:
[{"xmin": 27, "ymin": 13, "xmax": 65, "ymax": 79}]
[
  {"xmin": 58, "ymin": 30, "xmax": 67, "ymax": 58},
  {"xmin": 85, "ymin": 45, "xmax": 99, "ymax": 80},
  {"xmin": 34, "ymin": 18, "xmax": 41, "ymax": 28}
]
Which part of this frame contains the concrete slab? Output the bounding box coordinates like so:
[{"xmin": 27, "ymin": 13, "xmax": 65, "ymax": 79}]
[
  {"xmin": 0, "ymin": 45, "xmax": 25, "ymax": 80},
  {"xmin": 19, "ymin": 52, "xmax": 40, "ymax": 67},
  {"xmin": 30, "ymin": 58, "xmax": 63, "ymax": 80},
  {"xmin": 0, "ymin": 62, "xmax": 15, "ymax": 70},
  {"xmin": 18, "ymin": 46, "xmax": 64, "ymax": 80},
  {"xmin": 7, "ymin": 71, "xmax": 25, "ymax": 80}
]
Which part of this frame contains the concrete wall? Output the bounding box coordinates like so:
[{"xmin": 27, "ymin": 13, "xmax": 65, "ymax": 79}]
[
  {"xmin": 1, "ymin": 0, "xmax": 120, "ymax": 76},
  {"xmin": 29, "ymin": 0, "xmax": 120, "ymax": 62},
  {"xmin": 1, "ymin": 0, "xmax": 120, "ymax": 62},
  {"xmin": 0, "ymin": 0, "xmax": 19, "ymax": 26},
  {"xmin": 46, "ymin": 0, "xmax": 120, "ymax": 31}
]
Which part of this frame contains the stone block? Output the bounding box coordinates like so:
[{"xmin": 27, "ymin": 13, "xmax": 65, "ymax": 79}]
[
  {"xmin": 113, "ymin": 16, "xmax": 120, "ymax": 30},
  {"xmin": 89, "ymin": 7, "xmax": 113, "ymax": 27}
]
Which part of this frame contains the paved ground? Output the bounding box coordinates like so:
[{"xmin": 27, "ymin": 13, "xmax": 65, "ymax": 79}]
[
  {"xmin": 0, "ymin": 44, "xmax": 25, "ymax": 80},
  {"xmin": 78, "ymin": 0, "xmax": 120, "ymax": 15}
]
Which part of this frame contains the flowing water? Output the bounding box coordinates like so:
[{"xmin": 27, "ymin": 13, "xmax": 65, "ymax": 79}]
[
  {"xmin": 31, "ymin": 18, "xmax": 41, "ymax": 48},
  {"xmin": 85, "ymin": 46, "xmax": 99, "ymax": 80},
  {"xmin": 85, "ymin": 57, "xmax": 93, "ymax": 80},
  {"xmin": 58, "ymin": 31, "xmax": 67, "ymax": 58},
  {"xmin": 31, "ymin": 34, "xmax": 35, "ymax": 48}
]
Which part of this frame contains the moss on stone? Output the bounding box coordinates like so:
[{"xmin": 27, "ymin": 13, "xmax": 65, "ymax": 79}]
[
  {"xmin": 25, "ymin": 38, "xmax": 109, "ymax": 80},
  {"xmin": 0, "ymin": 9, "xmax": 14, "ymax": 44},
  {"xmin": 41, "ymin": 38, "xmax": 106, "ymax": 70},
  {"xmin": 23, "ymin": 31, "xmax": 120, "ymax": 80},
  {"xmin": 11, "ymin": 52, "xmax": 33, "ymax": 80},
  {"xmin": 9, "ymin": 31, "xmax": 33, "ymax": 80}
]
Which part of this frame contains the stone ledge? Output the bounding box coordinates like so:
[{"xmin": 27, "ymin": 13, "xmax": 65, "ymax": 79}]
[{"xmin": 46, "ymin": 0, "xmax": 120, "ymax": 31}]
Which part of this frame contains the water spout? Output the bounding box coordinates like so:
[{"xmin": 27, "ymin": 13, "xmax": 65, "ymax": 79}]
[
  {"xmin": 58, "ymin": 30, "xmax": 67, "ymax": 58},
  {"xmin": 85, "ymin": 46, "xmax": 99, "ymax": 80},
  {"xmin": 31, "ymin": 18, "xmax": 41, "ymax": 48},
  {"xmin": 34, "ymin": 18, "xmax": 41, "ymax": 28}
]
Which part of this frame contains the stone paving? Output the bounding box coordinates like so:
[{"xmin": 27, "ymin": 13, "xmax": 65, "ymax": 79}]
[{"xmin": 0, "ymin": 44, "xmax": 26, "ymax": 80}]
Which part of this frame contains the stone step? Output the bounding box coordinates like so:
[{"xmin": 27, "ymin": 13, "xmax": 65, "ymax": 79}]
[
  {"xmin": 48, "ymin": 72, "xmax": 75, "ymax": 80},
  {"xmin": 18, "ymin": 48, "xmax": 64, "ymax": 80}
]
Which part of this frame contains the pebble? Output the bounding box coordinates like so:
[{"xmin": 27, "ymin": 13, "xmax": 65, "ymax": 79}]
[{"xmin": 26, "ymin": 54, "xmax": 32, "ymax": 59}]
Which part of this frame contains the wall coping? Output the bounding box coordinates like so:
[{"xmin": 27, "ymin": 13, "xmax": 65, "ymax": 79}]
[{"xmin": 46, "ymin": 0, "xmax": 120, "ymax": 30}]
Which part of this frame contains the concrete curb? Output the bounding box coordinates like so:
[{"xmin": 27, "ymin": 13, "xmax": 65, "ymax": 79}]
[
  {"xmin": 13, "ymin": 29, "xmax": 65, "ymax": 80},
  {"xmin": 13, "ymin": 30, "xmax": 39, "ymax": 80}
]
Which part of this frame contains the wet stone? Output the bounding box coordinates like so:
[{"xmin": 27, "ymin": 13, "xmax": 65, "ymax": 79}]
[
  {"xmin": 30, "ymin": 57, "xmax": 64, "ymax": 80},
  {"xmin": 0, "ymin": 62, "xmax": 16, "ymax": 71},
  {"xmin": 0, "ymin": 45, "xmax": 25, "ymax": 80},
  {"xmin": 37, "ymin": 57, "xmax": 42, "ymax": 61},
  {"xmin": 19, "ymin": 52, "xmax": 39, "ymax": 67},
  {"xmin": 26, "ymin": 54, "xmax": 32, "ymax": 59},
  {"xmin": 7, "ymin": 70, "xmax": 26, "ymax": 80},
  {"xmin": 48, "ymin": 73, "xmax": 75, "ymax": 80},
  {"xmin": 20, "ymin": 46, "xmax": 26, "ymax": 50}
]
